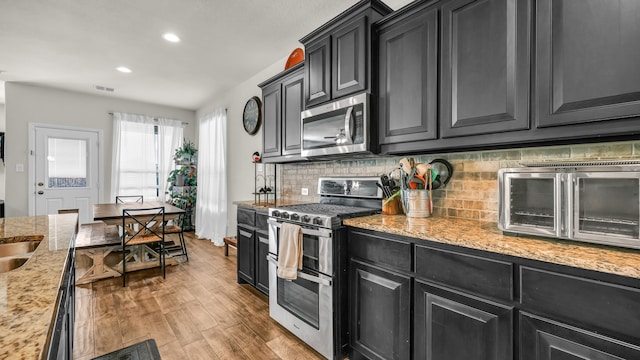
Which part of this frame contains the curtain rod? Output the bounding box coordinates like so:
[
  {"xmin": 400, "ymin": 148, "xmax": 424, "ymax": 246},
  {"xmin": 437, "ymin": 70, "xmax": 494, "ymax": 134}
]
[{"xmin": 108, "ymin": 112, "xmax": 189, "ymax": 126}]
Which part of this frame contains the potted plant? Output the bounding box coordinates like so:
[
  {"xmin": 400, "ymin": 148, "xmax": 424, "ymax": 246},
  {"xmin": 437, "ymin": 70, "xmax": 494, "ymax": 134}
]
[{"xmin": 173, "ymin": 139, "xmax": 197, "ymax": 165}]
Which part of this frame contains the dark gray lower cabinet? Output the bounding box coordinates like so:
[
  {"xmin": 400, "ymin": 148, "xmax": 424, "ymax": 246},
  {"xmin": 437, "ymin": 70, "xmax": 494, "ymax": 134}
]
[
  {"xmin": 520, "ymin": 313, "xmax": 640, "ymax": 360},
  {"xmin": 237, "ymin": 225, "xmax": 255, "ymax": 284},
  {"xmin": 350, "ymin": 259, "xmax": 411, "ymax": 360},
  {"xmin": 414, "ymin": 280, "xmax": 513, "ymax": 360},
  {"xmin": 255, "ymin": 230, "xmax": 270, "ymax": 295},
  {"xmin": 48, "ymin": 247, "xmax": 75, "ymax": 360},
  {"xmin": 236, "ymin": 208, "xmax": 269, "ymax": 296},
  {"xmin": 347, "ymin": 227, "xmax": 640, "ymax": 360}
]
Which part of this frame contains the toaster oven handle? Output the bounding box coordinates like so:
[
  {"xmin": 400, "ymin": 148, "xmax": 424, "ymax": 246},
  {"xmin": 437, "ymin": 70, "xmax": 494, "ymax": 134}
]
[
  {"xmin": 267, "ymin": 254, "xmax": 332, "ymax": 286},
  {"xmin": 344, "ymin": 106, "xmax": 355, "ymax": 144}
]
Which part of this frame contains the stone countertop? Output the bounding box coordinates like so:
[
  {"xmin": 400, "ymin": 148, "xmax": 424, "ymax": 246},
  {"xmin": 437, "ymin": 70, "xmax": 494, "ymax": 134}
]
[
  {"xmin": 344, "ymin": 214, "xmax": 640, "ymax": 280},
  {"xmin": 234, "ymin": 199, "xmax": 309, "ymax": 212},
  {"xmin": 0, "ymin": 214, "xmax": 77, "ymax": 360}
]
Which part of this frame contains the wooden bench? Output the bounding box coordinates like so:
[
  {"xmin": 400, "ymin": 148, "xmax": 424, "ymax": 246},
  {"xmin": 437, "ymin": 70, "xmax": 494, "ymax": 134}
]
[{"xmin": 223, "ymin": 236, "xmax": 237, "ymax": 256}]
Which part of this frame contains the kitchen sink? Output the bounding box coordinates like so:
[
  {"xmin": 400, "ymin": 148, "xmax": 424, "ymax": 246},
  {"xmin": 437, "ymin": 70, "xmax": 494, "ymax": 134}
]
[
  {"xmin": 0, "ymin": 257, "xmax": 30, "ymax": 273},
  {"xmin": 0, "ymin": 241, "xmax": 41, "ymax": 257},
  {"xmin": 0, "ymin": 240, "xmax": 42, "ymax": 273}
]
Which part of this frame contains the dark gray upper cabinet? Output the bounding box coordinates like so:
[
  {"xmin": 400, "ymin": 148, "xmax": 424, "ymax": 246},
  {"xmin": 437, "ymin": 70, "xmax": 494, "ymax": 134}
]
[
  {"xmin": 304, "ymin": 36, "xmax": 331, "ymax": 106},
  {"xmin": 377, "ymin": 3, "xmax": 438, "ymax": 145},
  {"xmin": 535, "ymin": 0, "xmax": 640, "ymax": 127},
  {"xmin": 261, "ymin": 81, "xmax": 281, "ymax": 158},
  {"xmin": 332, "ymin": 16, "xmax": 367, "ymax": 99},
  {"xmin": 282, "ymin": 70, "xmax": 304, "ymax": 156},
  {"xmin": 440, "ymin": 0, "xmax": 531, "ymax": 138},
  {"xmin": 301, "ymin": 0, "xmax": 391, "ymax": 108},
  {"xmin": 258, "ymin": 63, "xmax": 304, "ymax": 163}
]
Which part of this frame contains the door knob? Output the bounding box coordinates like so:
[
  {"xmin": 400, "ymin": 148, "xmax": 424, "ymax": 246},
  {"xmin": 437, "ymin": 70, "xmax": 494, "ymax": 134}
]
[
  {"xmin": 37, "ymin": 190, "xmax": 44, "ymax": 195},
  {"xmin": 37, "ymin": 182, "xmax": 44, "ymax": 187}
]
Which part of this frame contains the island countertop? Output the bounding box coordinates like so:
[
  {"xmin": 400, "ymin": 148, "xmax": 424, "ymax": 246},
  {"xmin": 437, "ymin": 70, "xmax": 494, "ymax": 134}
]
[
  {"xmin": 344, "ymin": 214, "xmax": 640, "ymax": 280},
  {"xmin": 0, "ymin": 214, "xmax": 77, "ymax": 360}
]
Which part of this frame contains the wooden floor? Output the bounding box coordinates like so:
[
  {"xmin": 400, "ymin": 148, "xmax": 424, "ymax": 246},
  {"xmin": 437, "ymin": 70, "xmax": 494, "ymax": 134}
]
[{"xmin": 73, "ymin": 231, "xmax": 324, "ymax": 360}]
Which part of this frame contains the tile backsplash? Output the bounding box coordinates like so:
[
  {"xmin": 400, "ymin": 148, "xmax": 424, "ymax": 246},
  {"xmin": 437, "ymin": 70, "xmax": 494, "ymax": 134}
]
[{"xmin": 276, "ymin": 140, "xmax": 640, "ymax": 223}]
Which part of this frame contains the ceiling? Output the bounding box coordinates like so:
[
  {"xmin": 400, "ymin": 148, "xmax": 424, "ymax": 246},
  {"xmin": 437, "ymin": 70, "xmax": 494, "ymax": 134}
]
[{"xmin": 0, "ymin": 0, "xmax": 412, "ymax": 110}]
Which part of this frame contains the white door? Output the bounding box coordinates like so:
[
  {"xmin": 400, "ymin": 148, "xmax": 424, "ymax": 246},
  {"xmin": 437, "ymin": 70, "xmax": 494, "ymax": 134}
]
[{"xmin": 33, "ymin": 126, "xmax": 101, "ymax": 224}]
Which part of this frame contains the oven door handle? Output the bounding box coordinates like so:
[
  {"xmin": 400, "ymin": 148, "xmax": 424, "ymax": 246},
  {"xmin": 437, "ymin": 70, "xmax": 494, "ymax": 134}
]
[
  {"xmin": 268, "ymin": 218, "xmax": 332, "ymax": 238},
  {"xmin": 267, "ymin": 254, "xmax": 332, "ymax": 287}
]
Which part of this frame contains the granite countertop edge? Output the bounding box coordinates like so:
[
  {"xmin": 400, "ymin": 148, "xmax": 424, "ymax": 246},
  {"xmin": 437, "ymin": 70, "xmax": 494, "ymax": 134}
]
[
  {"xmin": 0, "ymin": 214, "xmax": 77, "ymax": 360},
  {"xmin": 344, "ymin": 214, "xmax": 640, "ymax": 280}
]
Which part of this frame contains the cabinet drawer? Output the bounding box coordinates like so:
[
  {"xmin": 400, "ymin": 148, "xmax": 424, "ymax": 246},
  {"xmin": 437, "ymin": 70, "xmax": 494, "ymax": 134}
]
[
  {"xmin": 349, "ymin": 230, "xmax": 412, "ymax": 273},
  {"xmin": 255, "ymin": 212, "xmax": 269, "ymax": 230},
  {"xmin": 237, "ymin": 208, "xmax": 255, "ymax": 227},
  {"xmin": 520, "ymin": 267, "xmax": 640, "ymax": 342},
  {"xmin": 415, "ymin": 245, "xmax": 514, "ymax": 301}
]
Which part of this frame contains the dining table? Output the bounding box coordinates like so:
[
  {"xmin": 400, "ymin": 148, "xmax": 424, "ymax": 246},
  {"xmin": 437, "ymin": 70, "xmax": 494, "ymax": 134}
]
[{"xmin": 74, "ymin": 201, "xmax": 186, "ymax": 284}]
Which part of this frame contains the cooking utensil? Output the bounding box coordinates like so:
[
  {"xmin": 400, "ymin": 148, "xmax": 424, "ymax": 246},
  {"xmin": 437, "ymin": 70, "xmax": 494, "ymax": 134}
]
[
  {"xmin": 399, "ymin": 158, "xmax": 412, "ymax": 175},
  {"xmin": 429, "ymin": 159, "xmax": 454, "ymax": 189}
]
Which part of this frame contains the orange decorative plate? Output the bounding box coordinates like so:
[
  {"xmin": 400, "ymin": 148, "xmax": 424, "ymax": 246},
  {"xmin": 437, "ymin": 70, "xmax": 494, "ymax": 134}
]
[{"xmin": 285, "ymin": 48, "xmax": 304, "ymax": 70}]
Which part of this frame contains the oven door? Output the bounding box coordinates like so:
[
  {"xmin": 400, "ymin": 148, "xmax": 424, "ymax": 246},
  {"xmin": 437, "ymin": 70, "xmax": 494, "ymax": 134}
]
[
  {"xmin": 267, "ymin": 218, "xmax": 335, "ymax": 359},
  {"xmin": 498, "ymin": 170, "xmax": 563, "ymax": 238},
  {"xmin": 571, "ymin": 171, "xmax": 640, "ymax": 248}
]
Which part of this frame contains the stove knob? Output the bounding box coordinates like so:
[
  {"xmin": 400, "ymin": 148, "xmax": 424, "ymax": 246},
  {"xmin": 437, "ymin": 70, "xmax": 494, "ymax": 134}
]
[
  {"xmin": 272, "ymin": 210, "xmax": 280, "ymax": 218},
  {"xmin": 281, "ymin": 212, "xmax": 290, "ymax": 219},
  {"xmin": 312, "ymin": 217, "xmax": 323, "ymax": 226},
  {"xmin": 301, "ymin": 215, "xmax": 311, "ymax": 223},
  {"xmin": 290, "ymin": 213, "xmax": 300, "ymax": 221}
]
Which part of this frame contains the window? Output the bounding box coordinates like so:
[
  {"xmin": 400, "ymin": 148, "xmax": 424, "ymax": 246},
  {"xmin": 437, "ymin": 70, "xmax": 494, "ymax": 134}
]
[{"xmin": 111, "ymin": 113, "xmax": 183, "ymax": 201}]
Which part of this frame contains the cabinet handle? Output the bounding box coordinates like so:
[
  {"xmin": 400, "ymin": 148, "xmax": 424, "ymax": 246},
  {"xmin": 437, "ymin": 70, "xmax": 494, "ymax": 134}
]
[
  {"xmin": 259, "ymin": 236, "xmax": 269, "ymax": 244},
  {"xmin": 239, "ymin": 230, "xmax": 253, "ymax": 238}
]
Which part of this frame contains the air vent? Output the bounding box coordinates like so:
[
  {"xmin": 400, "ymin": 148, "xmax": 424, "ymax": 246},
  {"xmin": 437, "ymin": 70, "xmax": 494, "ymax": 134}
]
[
  {"xmin": 520, "ymin": 159, "xmax": 640, "ymax": 167},
  {"xmin": 95, "ymin": 85, "xmax": 115, "ymax": 92}
]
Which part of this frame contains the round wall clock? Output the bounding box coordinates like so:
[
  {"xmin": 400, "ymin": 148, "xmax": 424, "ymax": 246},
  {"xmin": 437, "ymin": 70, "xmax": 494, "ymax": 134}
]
[{"xmin": 243, "ymin": 96, "xmax": 262, "ymax": 135}]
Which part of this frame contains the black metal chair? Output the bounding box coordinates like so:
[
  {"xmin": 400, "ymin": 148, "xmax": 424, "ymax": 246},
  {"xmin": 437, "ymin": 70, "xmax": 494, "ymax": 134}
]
[
  {"xmin": 164, "ymin": 212, "xmax": 188, "ymax": 261},
  {"xmin": 121, "ymin": 206, "xmax": 166, "ymax": 287},
  {"xmin": 116, "ymin": 195, "xmax": 144, "ymax": 203}
]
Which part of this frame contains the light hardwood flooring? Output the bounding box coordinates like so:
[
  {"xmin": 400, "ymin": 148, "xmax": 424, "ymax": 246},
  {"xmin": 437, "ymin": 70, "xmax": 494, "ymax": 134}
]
[{"xmin": 73, "ymin": 231, "xmax": 324, "ymax": 360}]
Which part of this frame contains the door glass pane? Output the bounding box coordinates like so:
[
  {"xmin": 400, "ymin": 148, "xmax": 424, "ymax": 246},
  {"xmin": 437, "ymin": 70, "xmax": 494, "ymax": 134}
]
[
  {"xmin": 577, "ymin": 177, "xmax": 639, "ymax": 237},
  {"xmin": 510, "ymin": 178, "xmax": 555, "ymax": 228},
  {"xmin": 48, "ymin": 138, "xmax": 87, "ymax": 188},
  {"xmin": 277, "ymin": 274, "xmax": 320, "ymax": 329}
]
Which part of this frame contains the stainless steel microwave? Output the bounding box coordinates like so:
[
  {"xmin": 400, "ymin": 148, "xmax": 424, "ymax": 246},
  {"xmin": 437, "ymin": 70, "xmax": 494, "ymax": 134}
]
[
  {"xmin": 300, "ymin": 92, "xmax": 371, "ymax": 158},
  {"xmin": 498, "ymin": 161, "xmax": 640, "ymax": 249}
]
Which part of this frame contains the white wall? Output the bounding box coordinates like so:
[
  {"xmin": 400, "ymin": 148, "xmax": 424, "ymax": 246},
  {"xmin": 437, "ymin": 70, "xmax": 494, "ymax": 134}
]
[
  {"xmin": 197, "ymin": 54, "xmax": 291, "ymax": 237},
  {"xmin": 4, "ymin": 83, "xmax": 196, "ymax": 217},
  {"xmin": 0, "ymin": 103, "xmax": 5, "ymax": 201}
]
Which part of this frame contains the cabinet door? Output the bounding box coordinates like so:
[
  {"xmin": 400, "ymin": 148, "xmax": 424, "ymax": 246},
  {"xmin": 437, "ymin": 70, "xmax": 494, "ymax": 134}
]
[
  {"xmin": 441, "ymin": 0, "xmax": 530, "ymax": 137},
  {"xmin": 237, "ymin": 225, "xmax": 255, "ymax": 284},
  {"xmin": 305, "ymin": 36, "xmax": 331, "ymax": 107},
  {"xmin": 262, "ymin": 82, "xmax": 281, "ymax": 158},
  {"xmin": 350, "ymin": 259, "xmax": 411, "ymax": 360},
  {"xmin": 332, "ymin": 16, "xmax": 367, "ymax": 99},
  {"xmin": 281, "ymin": 69, "xmax": 304, "ymax": 156},
  {"xmin": 378, "ymin": 6, "xmax": 438, "ymax": 145},
  {"xmin": 520, "ymin": 313, "xmax": 640, "ymax": 360},
  {"xmin": 535, "ymin": 0, "xmax": 640, "ymax": 127},
  {"xmin": 255, "ymin": 232, "xmax": 270, "ymax": 295},
  {"xmin": 414, "ymin": 280, "xmax": 513, "ymax": 360}
]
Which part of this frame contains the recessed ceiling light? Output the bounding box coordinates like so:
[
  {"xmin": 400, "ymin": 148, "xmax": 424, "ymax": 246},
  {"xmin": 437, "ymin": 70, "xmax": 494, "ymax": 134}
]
[
  {"xmin": 163, "ymin": 33, "xmax": 180, "ymax": 43},
  {"xmin": 116, "ymin": 66, "xmax": 132, "ymax": 73}
]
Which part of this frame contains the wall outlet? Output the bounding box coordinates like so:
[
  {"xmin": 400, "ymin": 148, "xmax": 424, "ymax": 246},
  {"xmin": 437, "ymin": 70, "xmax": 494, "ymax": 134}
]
[
  {"xmin": 301, "ymin": 187, "xmax": 309, "ymax": 196},
  {"xmin": 16, "ymin": 163, "xmax": 24, "ymax": 172}
]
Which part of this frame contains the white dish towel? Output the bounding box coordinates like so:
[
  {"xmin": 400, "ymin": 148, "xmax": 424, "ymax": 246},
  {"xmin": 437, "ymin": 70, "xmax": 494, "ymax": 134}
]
[{"xmin": 277, "ymin": 222, "xmax": 303, "ymax": 280}]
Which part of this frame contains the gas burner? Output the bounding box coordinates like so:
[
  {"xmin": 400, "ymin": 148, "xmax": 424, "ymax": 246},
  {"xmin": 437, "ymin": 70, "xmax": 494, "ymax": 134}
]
[{"xmin": 269, "ymin": 177, "xmax": 383, "ymax": 229}]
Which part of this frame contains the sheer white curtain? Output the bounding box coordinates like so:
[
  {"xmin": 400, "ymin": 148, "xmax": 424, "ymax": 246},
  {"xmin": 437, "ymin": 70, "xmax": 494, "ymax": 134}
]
[
  {"xmin": 111, "ymin": 112, "xmax": 183, "ymax": 202},
  {"xmin": 196, "ymin": 108, "xmax": 227, "ymax": 245},
  {"xmin": 157, "ymin": 117, "xmax": 184, "ymax": 198}
]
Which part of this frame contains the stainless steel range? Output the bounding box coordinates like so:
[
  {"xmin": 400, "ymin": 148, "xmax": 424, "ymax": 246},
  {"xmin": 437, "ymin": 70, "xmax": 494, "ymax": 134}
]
[{"xmin": 267, "ymin": 177, "xmax": 382, "ymax": 360}]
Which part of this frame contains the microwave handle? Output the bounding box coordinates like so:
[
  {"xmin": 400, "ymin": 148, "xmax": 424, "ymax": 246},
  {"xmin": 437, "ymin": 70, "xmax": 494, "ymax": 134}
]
[{"xmin": 344, "ymin": 106, "xmax": 355, "ymax": 144}]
